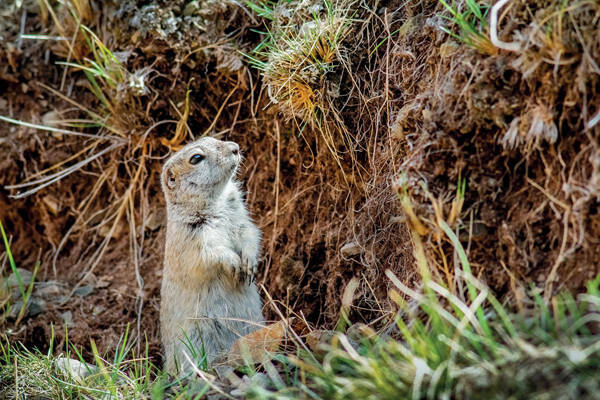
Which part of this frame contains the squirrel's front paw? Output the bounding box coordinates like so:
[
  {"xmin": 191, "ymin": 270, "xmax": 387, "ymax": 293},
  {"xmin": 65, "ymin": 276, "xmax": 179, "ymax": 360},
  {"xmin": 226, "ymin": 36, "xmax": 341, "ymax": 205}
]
[
  {"xmin": 241, "ymin": 255, "xmax": 257, "ymax": 284},
  {"xmin": 219, "ymin": 250, "xmax": 243, "ymax": 282}
]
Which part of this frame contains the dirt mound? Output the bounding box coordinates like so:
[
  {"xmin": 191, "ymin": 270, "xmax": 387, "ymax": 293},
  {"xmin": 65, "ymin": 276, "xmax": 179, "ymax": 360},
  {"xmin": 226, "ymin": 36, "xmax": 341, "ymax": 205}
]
[{"xmin": 393, "ymin": 0, "xmax": 600, "ymax": 298}]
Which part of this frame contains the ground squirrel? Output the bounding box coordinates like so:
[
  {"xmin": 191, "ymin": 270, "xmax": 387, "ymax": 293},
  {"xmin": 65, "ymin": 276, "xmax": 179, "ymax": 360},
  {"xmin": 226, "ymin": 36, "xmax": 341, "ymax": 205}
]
[{"xmin": 160, "ymin": 137, "xmax": 263, "ymax": 375}]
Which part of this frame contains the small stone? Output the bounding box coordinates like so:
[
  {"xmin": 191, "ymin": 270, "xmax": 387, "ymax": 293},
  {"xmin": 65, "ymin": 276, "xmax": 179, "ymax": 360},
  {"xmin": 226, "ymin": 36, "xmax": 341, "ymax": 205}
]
[
  {"xmin": 74, "ymin": 285, "xmax": 94, "ymax": 297},
  {"xmin": 92, "ymin": 305, "xmax": 105, "ymax": 316},
  {"xmin": 7, "ymin": 297, "xmax": 45, "ymax": 319},
  {"xmin": 41, "ymin": 110, "xmax": 60, "ymax": 128},
  {"xmin": 60, "ymin": 311, "xmax": 73, "ymax": 326},
  {"xmin": 35, "ymin": 281, "xmax": 64, "ymax": 299},
  {"xmin": 0, "ymin": 98, "xmax": 7, "ymax": 109},
  {"xmin": 340, "ymin": 241, "xmax": 362, "ymax": 257},
  {"xmin": 6, "ymin": 268, "xmax": 34, "ymax": 289},
  {"xmin": 55, "ymin": 357, "xmax": 98, "ymax": 382},
  {"xmin": 42, "ymin": 195, "xmax": 59, "ymax": 215},
  {"xmin": 28, "ymin": 298, "xmax": 46, "ymax": 316},
  {"xmin": 8, "ymin": 300, "xmax": 24, "ymax": 319},
  {"xmin": 10, "ymin": 287, "xmax": 22, "ymax": 300},
  {"xmin": 95, "ymin": 279, "xmax": 110, "ymax": 289}
]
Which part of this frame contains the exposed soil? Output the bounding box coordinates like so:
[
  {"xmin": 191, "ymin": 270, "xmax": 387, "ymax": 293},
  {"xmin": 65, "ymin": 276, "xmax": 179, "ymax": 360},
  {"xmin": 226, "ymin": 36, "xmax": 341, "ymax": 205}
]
[{"xmin": 1, "ymin": 0, "xmax": 600, "ymax": 369}]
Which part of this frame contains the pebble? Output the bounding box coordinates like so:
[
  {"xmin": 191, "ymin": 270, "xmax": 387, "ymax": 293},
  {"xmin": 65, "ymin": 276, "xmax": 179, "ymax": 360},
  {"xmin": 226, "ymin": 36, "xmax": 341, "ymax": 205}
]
[
  {"xmin": 35, "ymin": 281, "xmax": 64, "ymax": 299},
  {"xmin": 92, "ymin": 305, "xmax": 106, "ymax": 316},
  {"xmin": 41, "ymin": 110, "xmax": 60, "ymax": 128},
  {"xmin": 8, "ymin": 297, "xmax": 46, "ymax": 319},
  {"xmin": 5, "ymin": 268, "xmax": 34, "ymax": 289},
  {"xmin": 28, "ymin": 298, "xmax": 46, "ymax": 316},
  {"xmin": 74, "ymin": 285, "xmax": 94, "ymax": 297},
  {"xmin": 340, "ymin": 241, "xmax": 362, "ymax": 257},
  {"xmin": 55, "ymin": 357, "xmax": 98, "ymax": 382},
  {"xmin": 60, "ymin": 311, "xmax": 73, "ymax": 327}
]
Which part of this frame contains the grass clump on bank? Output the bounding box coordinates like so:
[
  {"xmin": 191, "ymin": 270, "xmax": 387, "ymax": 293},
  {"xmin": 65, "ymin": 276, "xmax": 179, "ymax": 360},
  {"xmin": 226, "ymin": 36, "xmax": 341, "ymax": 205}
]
[
  {"xmin": 438, "ymin": 0, "xmax": 497, "ymax": 55},
  {"xmin": 248, "ymin": 0, "xmax": 351, "ymax": 125},
  {"xmin": 247, "ymin": 0, "xmax": 357, "ymax": 162}
]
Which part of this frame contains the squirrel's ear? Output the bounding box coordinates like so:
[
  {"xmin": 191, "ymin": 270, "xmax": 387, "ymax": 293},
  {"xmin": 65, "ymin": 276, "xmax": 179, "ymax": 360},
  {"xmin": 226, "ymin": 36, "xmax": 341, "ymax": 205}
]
[{"xmin": 165, "ymin": 167, "xmax": 177, "ymax": 190}]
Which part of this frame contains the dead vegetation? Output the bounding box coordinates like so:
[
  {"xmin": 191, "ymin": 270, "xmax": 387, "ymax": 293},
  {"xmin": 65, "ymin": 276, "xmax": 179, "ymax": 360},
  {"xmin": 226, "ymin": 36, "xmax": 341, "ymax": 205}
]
[{"xmin": 1, "ymin": 0, "xmax": 600, "ymax": 386}]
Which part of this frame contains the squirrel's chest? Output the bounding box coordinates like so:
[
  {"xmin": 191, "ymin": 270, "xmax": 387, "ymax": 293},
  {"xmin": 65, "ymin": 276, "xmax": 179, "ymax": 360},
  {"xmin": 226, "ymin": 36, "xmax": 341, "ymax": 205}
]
[{"xmin": 163, "ymin": 223, "xmax": 238, "ymax": 280}]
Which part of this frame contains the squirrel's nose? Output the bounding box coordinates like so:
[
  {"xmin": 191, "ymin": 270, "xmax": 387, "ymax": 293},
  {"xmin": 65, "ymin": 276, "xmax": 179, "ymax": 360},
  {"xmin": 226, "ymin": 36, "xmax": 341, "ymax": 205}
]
[{"xmin": 227, "ymin": 142, "xmax": 240, "ymax": 155}]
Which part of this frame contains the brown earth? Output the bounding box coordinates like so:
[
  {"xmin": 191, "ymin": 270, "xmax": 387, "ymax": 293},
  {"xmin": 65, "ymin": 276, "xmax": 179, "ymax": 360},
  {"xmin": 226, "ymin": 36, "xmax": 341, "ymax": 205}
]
[{"xmin": 1, "ymin": 0, "xmax": 599, "ymax": 368}]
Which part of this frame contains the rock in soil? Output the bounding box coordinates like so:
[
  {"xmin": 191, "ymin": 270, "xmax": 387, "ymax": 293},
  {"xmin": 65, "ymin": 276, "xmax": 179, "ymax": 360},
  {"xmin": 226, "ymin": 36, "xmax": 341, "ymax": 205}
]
[
  {"xmin": 340, "ymin": 241, "xmax": 362, "ymax": 257},
  {"xmin": 73, "ymin": 284, "xmax": 94, "ymax": 297},
  {"xmin": 5, "ymin": 268, "xmax": 34, "ymax": 289},
  {"xmin": 60, "ymin": 311, "xmax": 73, "ymax": 327},
  {"xmin": 35, "ymin": 281, "xmax": 65, "ymax": 299},
  {"xmin": 55, "ymin": 357, "xmax": 98, "ymax": 382},
  {"xmin": 8, "ymin": 297, "xmax": 46, "ymax": 319}
]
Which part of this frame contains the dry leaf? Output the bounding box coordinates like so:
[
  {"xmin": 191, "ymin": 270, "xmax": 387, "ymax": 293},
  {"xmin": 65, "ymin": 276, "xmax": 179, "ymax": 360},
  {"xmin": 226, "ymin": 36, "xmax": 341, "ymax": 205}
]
[{"xmin": 227, "ymin": 320, "xmax": 287, "ymax": 365}]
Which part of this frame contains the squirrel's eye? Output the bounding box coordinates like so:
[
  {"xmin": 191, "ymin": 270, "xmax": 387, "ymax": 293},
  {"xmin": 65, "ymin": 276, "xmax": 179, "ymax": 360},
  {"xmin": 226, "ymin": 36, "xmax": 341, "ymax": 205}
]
[{"xmin": 189, "ymin": 154, "xmax": 205, "ymax": 165}]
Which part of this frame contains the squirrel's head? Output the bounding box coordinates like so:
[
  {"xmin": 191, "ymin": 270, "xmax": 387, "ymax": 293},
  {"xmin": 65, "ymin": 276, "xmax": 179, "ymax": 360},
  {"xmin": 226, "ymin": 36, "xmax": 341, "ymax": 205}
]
[{"xmin": 161, "ymin": 137, "xmax": 241, "ymax": 208}]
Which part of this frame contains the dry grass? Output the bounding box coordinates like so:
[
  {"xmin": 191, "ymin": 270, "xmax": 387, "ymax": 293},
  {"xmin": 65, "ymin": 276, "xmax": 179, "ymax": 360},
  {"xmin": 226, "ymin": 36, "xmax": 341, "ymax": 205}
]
[{"xmin": 248, "ymin": 0, "xmax": 359, "ymax": 166}]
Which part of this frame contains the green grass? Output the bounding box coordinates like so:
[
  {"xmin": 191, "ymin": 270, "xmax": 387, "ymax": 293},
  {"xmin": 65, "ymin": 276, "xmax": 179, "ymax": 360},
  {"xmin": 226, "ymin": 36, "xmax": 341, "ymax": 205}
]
[
  {"xmin": 244, "ymin": 0, "xmax": 358, "ymax": 171},
  {"xmin": 0, "ymin": 325, "xmax": 214, "ymax": 399},
  {"xmin": 0, "ymin": 221, "xmax": 39, "ymax": 326},
  {"xmin": 245, "ymin": 0, "xmax": 353, "ymax": 128},
  {"xmin": 438, "ymin": 0, "xmax": 497, "ymax": 55}
]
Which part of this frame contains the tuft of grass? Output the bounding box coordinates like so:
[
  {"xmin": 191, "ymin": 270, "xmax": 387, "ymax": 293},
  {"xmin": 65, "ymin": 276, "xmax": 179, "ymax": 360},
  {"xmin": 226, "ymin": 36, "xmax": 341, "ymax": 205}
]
[
  {"xmin": 438, "ymin": 0, "xmax": 498, "ymax": 55},
  {"xmin": 0, "ymin": 221, "xmax": 40, "ymax": 327},
  {"xmin": 248, "ymin": 0, "xmax": 351, "ymax": 122},
  {"xmin": 246, "ymin": 0, "xmax": 357, "ymax": 166}
]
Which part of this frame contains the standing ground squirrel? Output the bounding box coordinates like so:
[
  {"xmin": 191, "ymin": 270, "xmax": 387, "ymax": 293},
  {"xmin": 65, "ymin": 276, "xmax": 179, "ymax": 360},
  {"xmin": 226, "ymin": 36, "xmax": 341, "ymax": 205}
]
[{"xmin": 160, "ymin": 137, "xmax": 263, "ymax": 375}]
